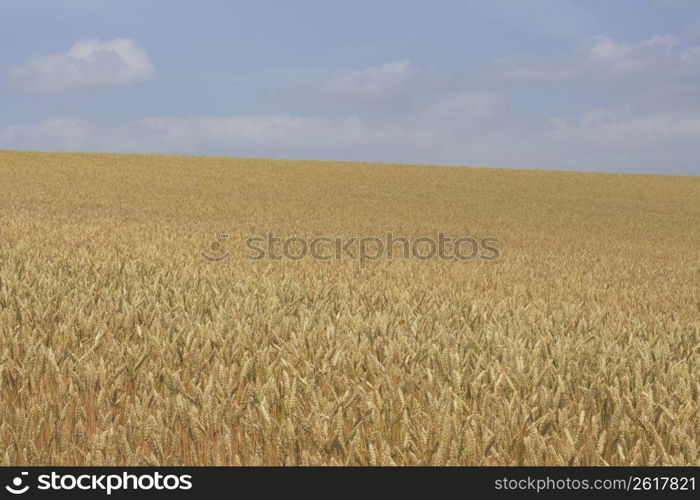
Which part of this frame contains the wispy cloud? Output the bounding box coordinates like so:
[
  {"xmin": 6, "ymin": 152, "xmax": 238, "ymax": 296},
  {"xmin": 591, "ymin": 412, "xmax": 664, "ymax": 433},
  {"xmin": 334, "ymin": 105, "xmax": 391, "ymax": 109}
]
[
  {"xmin": 480, "ymin": 34, "xmax": 700, "ymax": 81},
  {"xmin": 2, "ymin": 29, "xmax": 698, "ymax": 175},
  {"xmin": 8, "ymin": 38, "xmax": 154, "ymax": 93},
  {"xmin": 2, "ymin": 102, "xmax": 698, "ymax": 174},
  {"xmin": 321, "ymin": 60, "xmax": 416, "ymax": 99},
  {"xmin": 0, "ymin": 117, "xmax": 94, "ymax": 150},
  {"xmin": 550, "ymin": 107, "xmax": 700, "ymax": 144}
]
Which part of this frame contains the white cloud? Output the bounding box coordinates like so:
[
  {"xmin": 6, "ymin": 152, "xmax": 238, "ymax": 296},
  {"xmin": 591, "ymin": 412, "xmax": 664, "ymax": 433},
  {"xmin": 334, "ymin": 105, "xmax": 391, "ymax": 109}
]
[
  {"xmin": 420, "ymin": 92, "xmax": 505, "ymax": 124},
  {"xmin": 0, "ymin": 115, "xmax": 371, "ymax": 154},
  {"xmin": 0, "ymin": 43, "xmax": 697, "ymax": 175},
  {"xmin": 550, "ymin": 108, "xmax": 700, "ymax": 144},
  {"xmin": 0, "ymin": 117, "xmax": 94, "ymax": 150},
  {"xmin": 481, "ymin": 34, "xmax": 700, "ymax": 81},
  {"xmin": 527, "ymin": 109, "xmax": 700, "ymax": 173},
  {"xmin": 9, "ymin": 38, "xmax": 154, "ymax": 93},
  {"xmin": 109, "ymin": 115, "xmax": 369, "ymax": 153},
  {"xmin": 421, "ymin": 108, "xmax": 700, "ymax": 173},
  {"xmin": 321, "ymin": 60, "xmax": 416, "ymax": 98},
  {"xmin": 2, "ymin": 105, "xmax": 698, "ymax": 175}
]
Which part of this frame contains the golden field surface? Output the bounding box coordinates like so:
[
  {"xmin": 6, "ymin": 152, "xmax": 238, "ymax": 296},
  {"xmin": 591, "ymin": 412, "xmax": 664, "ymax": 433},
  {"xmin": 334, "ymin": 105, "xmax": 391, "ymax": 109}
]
[{"xmin": 0, "ymin": 150, "xmax": 698, "ymax": 466}]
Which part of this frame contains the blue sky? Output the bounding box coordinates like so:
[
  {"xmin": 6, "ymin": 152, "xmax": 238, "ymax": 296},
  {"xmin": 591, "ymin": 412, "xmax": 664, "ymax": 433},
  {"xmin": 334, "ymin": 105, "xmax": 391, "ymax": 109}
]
[{"xmin": 1, "ymin": 0, "xmax": 699, "ymax": 174}]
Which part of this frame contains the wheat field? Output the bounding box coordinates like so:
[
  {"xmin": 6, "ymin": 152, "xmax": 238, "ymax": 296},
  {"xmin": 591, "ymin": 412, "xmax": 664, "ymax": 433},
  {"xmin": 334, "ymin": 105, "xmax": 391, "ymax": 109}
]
[{"xmin": 0, "ymin": 150, "xmax": 698, "ymax": 465}]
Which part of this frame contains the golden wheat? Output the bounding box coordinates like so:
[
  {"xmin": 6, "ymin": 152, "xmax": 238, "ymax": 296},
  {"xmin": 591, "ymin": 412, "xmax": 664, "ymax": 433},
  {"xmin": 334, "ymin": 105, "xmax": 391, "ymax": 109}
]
[{"xmin": 0, "ymin": 150, "xmax": 698, "ymax": 465}]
